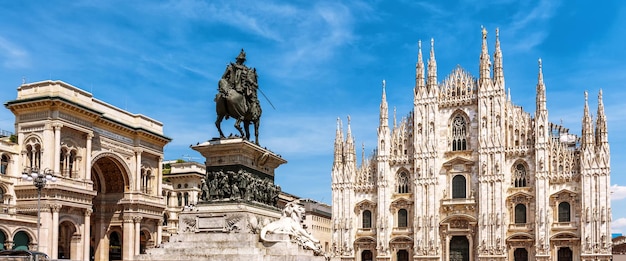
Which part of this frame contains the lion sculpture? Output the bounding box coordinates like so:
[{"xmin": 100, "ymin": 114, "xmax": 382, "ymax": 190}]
[{"xmin": 260, "ymin": 201, "xmax": 323, "ymax": 254}]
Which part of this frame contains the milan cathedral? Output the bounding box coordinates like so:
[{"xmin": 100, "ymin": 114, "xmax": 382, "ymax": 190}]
[{"xmin": 331, "ymin": 28, "xmax": 612, "ymax": 261}]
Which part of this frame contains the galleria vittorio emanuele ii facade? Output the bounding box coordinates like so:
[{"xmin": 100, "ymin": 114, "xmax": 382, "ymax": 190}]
[
  {"xmin": 331, "ymin": 28, "xmax": 612, "ymax": 261},
  {"xmin": 0, "ymin": 81, "xmax": 170, "ymax": 261}
]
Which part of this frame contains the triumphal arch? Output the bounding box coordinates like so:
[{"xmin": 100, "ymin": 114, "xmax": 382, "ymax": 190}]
[{"xmin": 1, "ymin": 80, "xmax": 170, "ymax": 261}]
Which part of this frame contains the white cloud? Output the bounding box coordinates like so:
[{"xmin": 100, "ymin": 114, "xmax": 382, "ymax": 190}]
[
  {"xmin": 613, "ymin": 217, "xmax": 626, "ymax": 234},
  {"xmin": 612, "ymin": 184, "xmax": 626, "ymax": 201}
]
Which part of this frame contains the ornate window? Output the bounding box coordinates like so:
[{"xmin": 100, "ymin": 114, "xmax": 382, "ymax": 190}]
[
  {"xmin": 0, "ymin": 186, "xmax": 4, "ymax": 204},
  {"xmin": 141, "ymin": 167, "xmax": 152, "ymax": 194},
  {"xmin": 0, "ymin": 155, "xmax": 8, "ymax": 175},
  {"xmin": 362, "ymin": 210, "xmax": 372, "ymax": 228},
  {"xmin": 515, "ymin": 204, "xmax": 526, "ymax": 224},
  {"xmin": 184, "ymin": 192, "xmax": 189, "ymax": 206},
  {"xmin": 558, "ymin": 202, "xmax": 571, "ymax": 222},
  {"xmin": 398, "ymin": 209, "xmax": 408, "ymax": 228},
  {"xmin": 513, "ymin": 163, "xmax": 527, "ymax": 187},
  {"xmin": 60, "ymin": 148, "xmax": 77, "ymax": 177},
  {"xmin": 397, "ymin": 171, "xmax": 410, "ymax": 193},
  {"xmin": 177, "ymin": 193, "xmax": 182, "ymax": 206},
  {"xmin": 451, "ymin": 115, "xmax": 467, "ymax": 151},
  {"xmin": 452, "ymin": 175, "xmax": 466, "ymax": 199},
  {"xmin": 25, "ymin": 138, "xmax": 42, "ymax": 169}
]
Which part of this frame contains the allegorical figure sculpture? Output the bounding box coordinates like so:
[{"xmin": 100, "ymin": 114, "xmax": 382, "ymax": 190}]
[{"xmin": 215, "ymin": 49, "xmax": 262, "ymax": 145}]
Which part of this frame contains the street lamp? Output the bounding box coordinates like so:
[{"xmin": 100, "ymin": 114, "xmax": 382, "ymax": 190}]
[{"xmin": 21, "ymin": 167, "xmax": 56, "ymax": 251}]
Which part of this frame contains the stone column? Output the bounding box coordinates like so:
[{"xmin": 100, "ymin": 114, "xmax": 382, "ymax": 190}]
[
  {"xmin": 85, "ymin": 133, "xmax": 93, "ymax": 181},
  {"xmin": 134, "ymin": 149, "xmax": 143, "ymax": 191},
  {"xmin": 122, "ymin": 216, "xmax": 135, "ymax": 261},
  {"xmin": 53, "ymin": 123, "xmax": 62, "ymax": 175},
  {"xmin": 83, "ymin": 208, "xmax": 92, "ymax": 261},
  {"xmin": 39, "ymin": 207, "xmax": 52, "ymax": 254},
  {"xmin": 51, "ymin": 204, "xmax": 61, "ymax": 259},
  {"xmin": 157, "ymin": 157, "xmax": 163, "ymax": 197},
  {"xmin": 156, "ymin": 219, "xmax": 163, "ymax": 246},
  {"xmin": 134, "ymin": 216, "xmax": 142, "ymax": 255}
]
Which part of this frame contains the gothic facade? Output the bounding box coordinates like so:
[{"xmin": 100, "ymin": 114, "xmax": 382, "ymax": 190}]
[
  {"xmin": 0, "ymin": 80, "xmax": 170, "ymax": 261},
  {"xmin": 331, "ymin": 29, "xmax": 612, "ymax": 261}
]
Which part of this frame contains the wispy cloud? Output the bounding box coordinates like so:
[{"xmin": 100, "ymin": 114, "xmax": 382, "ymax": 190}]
[
  {"xmin": 0, "ymin": 36, "xmax": 29, "ymax": 68},
  {"xmin": 613, "ymin": 217, "xmax": 626, "ymax": 234}
]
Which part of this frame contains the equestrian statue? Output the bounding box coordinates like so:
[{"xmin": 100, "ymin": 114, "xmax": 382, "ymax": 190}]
[{"xmin": 215, "ymin": 49, "xmax": 262, "ymax": 145}]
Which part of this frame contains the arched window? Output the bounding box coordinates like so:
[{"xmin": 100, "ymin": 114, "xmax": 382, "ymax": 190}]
[
  {"xmin": 398, "ymin": 209, "xmax": 408, "ymax": 228},
  {"xmin": 184, "ymin": 192, "xmax": 189, "ymax": 206},
  {"xmin": 515, "ymin": 204, "xmax": 526, "ymax": 224},
  {"xmin": 513, "ymin": 163, "xmax": 527, "ymax": 187},
  {"xmin": 0, "ymin": 154, "xmax": 8, "ymax": 174},
  {"xmin": 177, "ymin": 193, "xmax": 182, "ymax": 207},
  {"xmin": 0, "ymin": 186, "xmax": 4, "ymax": 204},
  {"xmin": 26, "ymin": 142, "xmax": 42, "ymax": 169},
  {"xmin": 451, "ymin": 115, "xmax": 467, "ymax": 151},
  {"xmin": 397, "ymin": 171, "xmax": 409, "ymax": 193},
  {"xmin": 141, "ymin": 168, "xmax": 152, "ymax": 194},
  {"xmin": 362, "ymin": 210, "xmax": 372, "ymax": 228},
  {"xmin": 163, "ymin": 213, "xmax": 168, "ymax": 226},
  {"xmin": 452, "ymin": 175, "xmax": 466, "ymax": 199},
  {"xmin": 558, "ymin": 202, "xmax": 571, "ymax": 222},
  {"xmin": 60, "ymin": 148, "xmax": 77, "ymax": 177}
]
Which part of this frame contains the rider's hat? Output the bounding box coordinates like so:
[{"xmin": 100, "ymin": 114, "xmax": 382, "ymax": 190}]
[{"xmin": 236, "ymin": 49, "xmax": 246, "ymax": 62}]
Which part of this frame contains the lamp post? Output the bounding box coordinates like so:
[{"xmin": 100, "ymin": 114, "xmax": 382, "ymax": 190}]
[{"xmin": 21, "ymin": 167, "xmax": 56, "ymax": 251}]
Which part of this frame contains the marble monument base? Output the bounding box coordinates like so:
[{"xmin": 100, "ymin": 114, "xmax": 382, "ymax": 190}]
[{"xmin": 137, "ymin": 201, "xmax": 329, "ymax": 261}]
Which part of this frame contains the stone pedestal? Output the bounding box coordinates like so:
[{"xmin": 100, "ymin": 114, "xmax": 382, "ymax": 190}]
[{"xmin": 192, "ymin": 138, "xmax": 286, "ymax": 182}]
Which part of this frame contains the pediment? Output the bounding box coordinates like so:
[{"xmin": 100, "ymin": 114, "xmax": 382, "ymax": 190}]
[
  {"xmin": 354, "ymin": 199, "xmax": 376, "ymax": 213},
  {"xmin": 442, "ymin": 156, "xmax": 475, "ymax": 171},
  {"xmin": 550, "ymin": 189, "xmax": 577, "ymax": 198}
]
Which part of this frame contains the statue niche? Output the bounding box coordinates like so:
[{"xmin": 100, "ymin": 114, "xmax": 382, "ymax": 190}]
[{"xmin": 215, "ymin": 49, "xmax": 262, "ymax": 145}]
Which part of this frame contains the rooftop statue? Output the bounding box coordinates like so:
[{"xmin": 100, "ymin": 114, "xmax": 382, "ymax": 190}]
[{"xmin": 215, "ymin": 49, "xmax": 262, "ymax": 145}]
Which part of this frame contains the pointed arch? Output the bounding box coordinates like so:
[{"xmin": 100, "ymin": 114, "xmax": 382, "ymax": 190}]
[
  {"xmin": 449, "ymin": 110, "xmax": 470, "ymax": 151},
  {"xmin": 396, "ymin": 168, "xmax": 411, "ymax": 194},
  {"xmin": 511, "ymin": 160, "xmax": 529, "ymax": 187}
]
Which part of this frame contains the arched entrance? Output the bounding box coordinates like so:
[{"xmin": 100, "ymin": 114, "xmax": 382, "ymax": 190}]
[
  {"xmin": 514, "ymin": 248, "xmax": 528, "ymax": 261},
  {"xmin": 12, "ymin": 231, "xmax": 30, "ymax": 250},
  {"xmin": 449, "ymin": 236, "xmax": 469, "ymax": 261},
  {"xmin": 396, "ymin": 249, "xmax": 409, "ymax": 261},
  {"xmin": 108, "ymin": 231, "xmax": 122, "ymax": 261},
  {"xmin": 139, "ymin": 230, "xmax": 151, "ymax": 254},
  {"xmin": 557, "ymin": 247, "xmax": 572, "ymax": 261},
  {"xmin": 361, "ymin": 250, "xmax": 373, "ymax": 261},
  {"xmin": 91, "ymin": 155, "xmax": 129, "ymax": 261},
  {"xmin": 58, "ymin": 221, "xmax": 77, "ymax": 259}
]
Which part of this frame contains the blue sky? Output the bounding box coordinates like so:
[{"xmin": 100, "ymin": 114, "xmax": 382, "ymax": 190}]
[{"xmin": 1, "ymin": 1, "xmax": 625, "ymax": 232}]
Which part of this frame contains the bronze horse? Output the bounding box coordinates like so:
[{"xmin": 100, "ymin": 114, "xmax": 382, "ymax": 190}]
[{"xmin": 215, "ymin": 77, "xmax": 262, "ymax": 145}]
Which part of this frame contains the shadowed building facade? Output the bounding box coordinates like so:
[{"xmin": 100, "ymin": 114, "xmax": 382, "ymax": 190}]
[
  {"xmin": 331, "ymin": 29, "xmax": 611, "ymax": 261},
  {"xmin": 0, "ymin": 80, "xmax": 170, "ymax": 261}
]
